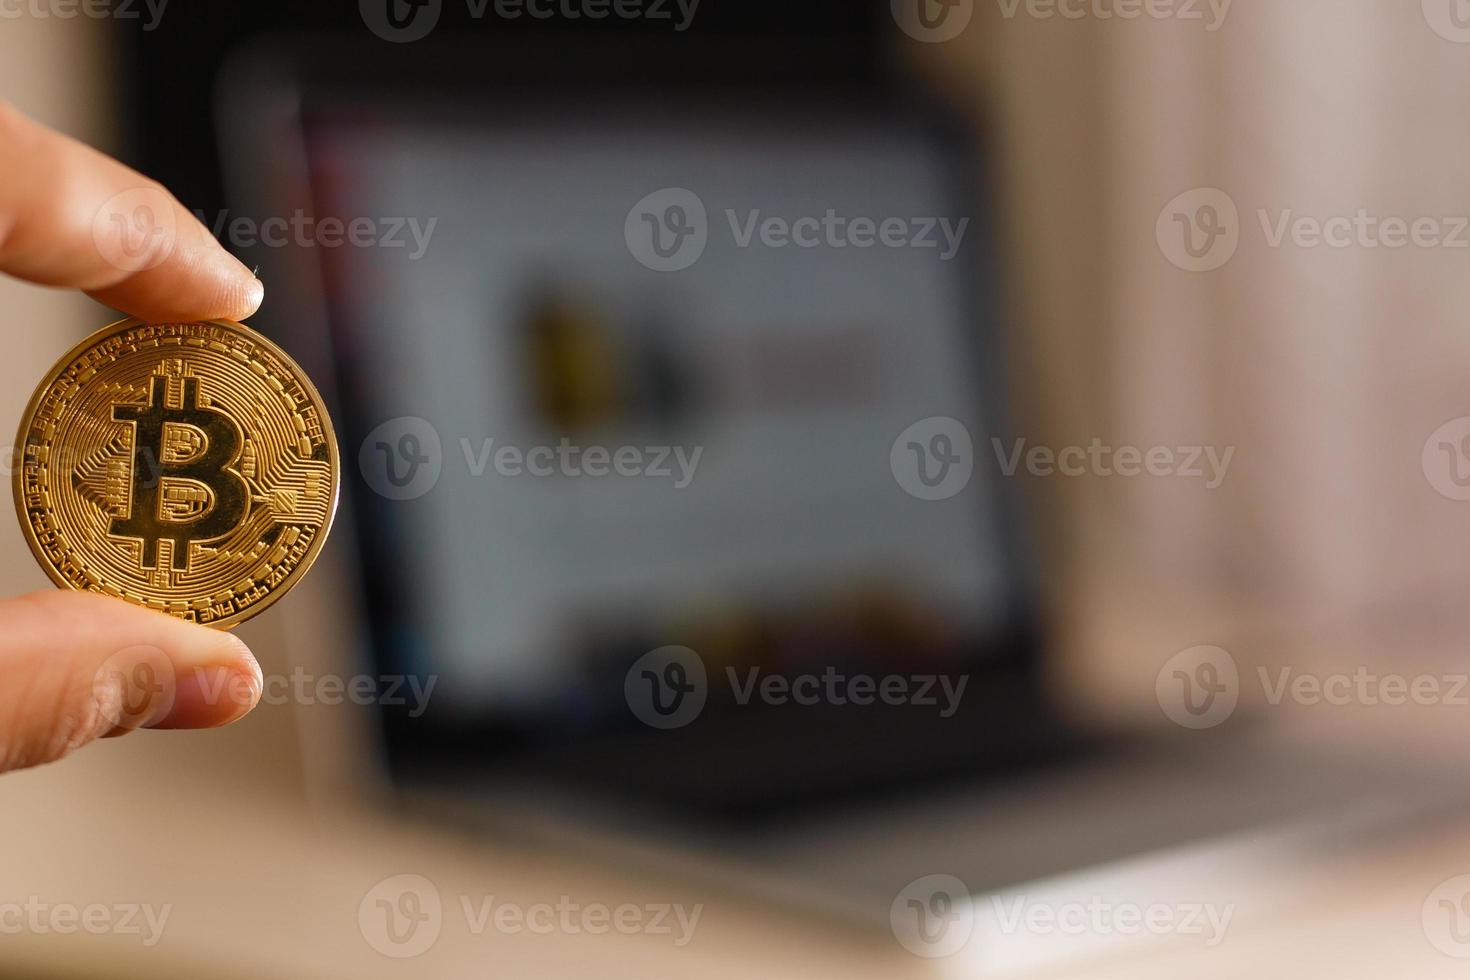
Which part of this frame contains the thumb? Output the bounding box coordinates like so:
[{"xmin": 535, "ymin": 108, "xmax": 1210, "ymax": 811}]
[{"xmin": 0, "ymin": 590, "xmax": 263, "ymax": 774}]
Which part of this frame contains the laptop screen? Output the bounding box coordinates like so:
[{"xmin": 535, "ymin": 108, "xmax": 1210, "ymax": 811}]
[{"xmin": 298, "ymin": 101, "xmax": 1026, "ymax": 786}]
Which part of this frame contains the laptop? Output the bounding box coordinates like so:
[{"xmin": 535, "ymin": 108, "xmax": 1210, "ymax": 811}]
[{"xmin": 212, "ymin": 35, "xmax": 1462, "ymax": 961}]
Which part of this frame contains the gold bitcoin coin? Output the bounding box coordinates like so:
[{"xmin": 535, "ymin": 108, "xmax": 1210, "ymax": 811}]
[{"xmin": 13, "ymin": 318, "xmax": 339, "ymax": 629}]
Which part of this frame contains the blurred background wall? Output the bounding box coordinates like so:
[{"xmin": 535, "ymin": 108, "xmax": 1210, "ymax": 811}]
[{"xmin": 912, "ymin": 0, "xmax": 1470, "ymax": 723}]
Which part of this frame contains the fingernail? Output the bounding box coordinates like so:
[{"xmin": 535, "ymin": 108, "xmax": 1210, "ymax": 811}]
[
  {"xmin": 242, "ymin": 274, "xmax": 265, "ymax": 313},
  {"xmin": 209, "ymin": 249, "xmax": 265, "ymax": 320}
]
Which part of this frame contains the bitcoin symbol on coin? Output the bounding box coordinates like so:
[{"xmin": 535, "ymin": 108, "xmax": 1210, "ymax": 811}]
[
  {"xmin": 13, "ymin": 319, "xmax": 339, "ymax": 628},
  {"xmin": 110, "ymin": 375, "xmax": 250, "ymax": 571}
]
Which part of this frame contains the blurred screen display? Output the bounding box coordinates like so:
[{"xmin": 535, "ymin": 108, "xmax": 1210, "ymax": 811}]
[{"xmin": 307, "ymin": 110, "xmax": 1005, "ymax": 720}]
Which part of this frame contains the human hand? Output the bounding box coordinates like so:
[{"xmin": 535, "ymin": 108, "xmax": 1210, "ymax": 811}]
[{"xmin": 0, "ymin": 102, "xmax": 266, "ymax": 773}]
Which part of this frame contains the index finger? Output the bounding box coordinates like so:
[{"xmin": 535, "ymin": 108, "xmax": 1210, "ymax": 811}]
[{"xmin": 0, "ymin": 101, "xmax": 263, "ymax": 322}]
